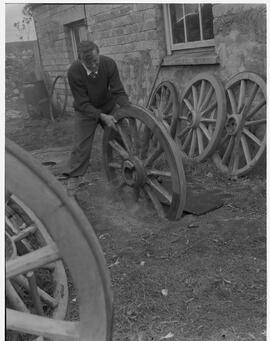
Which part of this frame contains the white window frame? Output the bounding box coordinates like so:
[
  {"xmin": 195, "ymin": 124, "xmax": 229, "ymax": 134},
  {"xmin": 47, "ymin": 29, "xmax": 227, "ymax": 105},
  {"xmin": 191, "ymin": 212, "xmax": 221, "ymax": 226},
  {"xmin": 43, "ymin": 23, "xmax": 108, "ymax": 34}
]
[{"xmin": 163, "ymin": 4, "xmax": 215, "ymax": 55}]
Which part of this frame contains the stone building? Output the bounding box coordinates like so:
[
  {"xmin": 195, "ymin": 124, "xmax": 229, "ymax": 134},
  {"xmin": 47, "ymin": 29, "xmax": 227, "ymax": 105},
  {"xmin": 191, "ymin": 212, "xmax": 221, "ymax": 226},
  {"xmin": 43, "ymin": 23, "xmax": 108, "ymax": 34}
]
[{"xmin": 31, "ymin": 3, "xmax": 266, "ymax": 115}]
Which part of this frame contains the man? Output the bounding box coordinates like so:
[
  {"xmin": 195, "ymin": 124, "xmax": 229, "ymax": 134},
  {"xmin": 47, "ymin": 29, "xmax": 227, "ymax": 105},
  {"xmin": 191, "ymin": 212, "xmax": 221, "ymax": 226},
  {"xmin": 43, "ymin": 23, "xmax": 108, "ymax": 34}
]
[{"xmin": 64, "ymin": 40, "xmax": 130, "ymax": 195}]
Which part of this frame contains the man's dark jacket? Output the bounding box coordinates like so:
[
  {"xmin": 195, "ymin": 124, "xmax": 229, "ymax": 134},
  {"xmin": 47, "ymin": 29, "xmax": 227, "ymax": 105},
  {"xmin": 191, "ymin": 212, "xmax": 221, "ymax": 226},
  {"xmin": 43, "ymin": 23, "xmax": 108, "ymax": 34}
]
[{"xmin": 67, "ymin": 55, "xmax": 130, "ymax": 121}]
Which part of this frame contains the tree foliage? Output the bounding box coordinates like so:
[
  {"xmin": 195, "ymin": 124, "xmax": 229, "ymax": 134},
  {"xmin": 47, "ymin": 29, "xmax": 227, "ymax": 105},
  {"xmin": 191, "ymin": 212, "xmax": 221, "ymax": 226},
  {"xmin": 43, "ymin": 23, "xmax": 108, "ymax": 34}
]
[{"xmin": 13, "ymin": 4, "xmax": 33, "ymax": 40}]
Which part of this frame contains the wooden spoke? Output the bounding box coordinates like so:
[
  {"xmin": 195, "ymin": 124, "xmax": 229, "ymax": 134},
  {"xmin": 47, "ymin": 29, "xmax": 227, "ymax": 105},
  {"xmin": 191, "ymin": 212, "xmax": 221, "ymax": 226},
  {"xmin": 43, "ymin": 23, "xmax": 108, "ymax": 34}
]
[
  {"xmin": 6, "ymin": 216, "xmax": 35, "ymax": 252},
  {"xmin": 240, "ymin": 135, "xmax": 252, "ymax": 164},
  {"xmin": 245, "ymin": 118, "xmax": 266, "ymax": 127},
  {"xmin": 213, "ymin": 72, "xmax": 266, "ymax": 176},
  {"xmin": 12, "ymin": 225, "xmax": 37, "ymax": 242},
  {"xmin": 143, "ymin": 185, "xmax": 166, "ymax": 219},
  {"xmin": 246, "ymin": 98, "xmax": 266, "ymax": 120},
  {"xmin": 199, "ymin": 123, "xmax": 211, "ymax": 141},
  {"xmin": 146, "ymin": 178, "xmax": 172, "ymax": 205},
  {"xmin": 245, "ymin": 83, "xmax": 259, "ymax": 111},
  {"xmin": 7, "ymin": 243, "xmax": 60, "ymax": 279},
  {"xmin": 144, "ymin": 146, "xmax": 163, "ymax": 168},
  {"xmin": 177, "ymin": 126, "xmax": 191, "ymax": 139},
  {"xmin": 197, "ymin": 79, "xmax": 206, "ymax": 110},
  {"xmin": 182, "ymin": 129, "xmax": 193, "ymax": 150},
  {"xmin": 147, "ymin": 169, "xmax": 172, "ymax": 178},
  {"xmin": 237, "ymin": 79, "xmax": 246, "ymax": 113},
  {"xmin": 243, "ymin": 127, "xmax": 262, "ymax": 146},
  {"xmin": 116, "ymin": 124, "xmax": 132, "ymax": 155},
  {"xmin": 128, "ymin": 118, "xmax": 140, "ymax": 154},
  {"xmin": 220, "ymin": 133, "xmax": 230, "ymax": 146},
  {"xmin": 178, "ymin": 115, "xmax": 189, "ymax": 121},
  {"xmin": 192, "ymin": 85, "xmax": 198, "ymax": 111},
  {"xmin": 6, "ymin": 280, "xmax": 29, "ymax": 312},
  {"xmin": 183, "ymin": 98, "xmax": 194, "ymax": 113},
  {"xmin": 227, "ymin": 89, "xmax": 237, "ymax": 115},
  {"xmin": 108, "ymin": 162, "xmax": 122, "ymax": 169},
  {"xmin": 201, "ymin": 118, "xmax": 217, "ymax": 124},
  {"xmin": 201, "ymin": 101, "xmax": 217, "ymax": 117},
  {"xmin": 189, "ymin": 130, "xmax": 197, "ymax": 157},
  {"xmin": 14, "ymin": 275, "xmax": 58, "ymax": 308},
  {"xmin": 200, "ymin": 85, "xmax": 214, "ymax": 111},
  {"xmin": 27, "ymin": 272, "xmax": 44, "ymax": 315},
  {"xmin": 221, "ymin": 136, "xmax": 235, "ymax": 165},
  {"xmin": 140, "ymin": 126, "xmax": 152, "ymax": 159},
  {"xmin": 196, "ymin": 128, "xmax": 204, "ymax": 155},
  {"xmin": 109, "ymin": 140, "xmax": 129, "ymax": 159},
  {"xmin": 7, "ymin": 309, "xmax": 80, "ymax": 340}
]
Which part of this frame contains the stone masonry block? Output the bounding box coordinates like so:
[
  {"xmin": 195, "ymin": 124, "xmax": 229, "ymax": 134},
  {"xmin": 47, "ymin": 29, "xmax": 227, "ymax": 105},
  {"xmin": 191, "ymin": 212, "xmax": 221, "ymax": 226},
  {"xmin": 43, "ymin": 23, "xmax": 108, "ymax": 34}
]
[
  {"xmin": 213, "ymin": 3, "xmax": 266, "ymax": 17},
  {"xmin": 142, "ymin": 20, "xmax": 158, "ymax": 31}
]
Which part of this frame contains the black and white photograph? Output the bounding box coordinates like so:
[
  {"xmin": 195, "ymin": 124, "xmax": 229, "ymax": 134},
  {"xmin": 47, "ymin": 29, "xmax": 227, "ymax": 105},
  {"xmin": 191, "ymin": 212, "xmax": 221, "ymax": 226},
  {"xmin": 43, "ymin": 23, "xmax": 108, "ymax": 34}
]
[{"xmin": 4, "ymin": 2, "xmax": 266, "ymax": 340}]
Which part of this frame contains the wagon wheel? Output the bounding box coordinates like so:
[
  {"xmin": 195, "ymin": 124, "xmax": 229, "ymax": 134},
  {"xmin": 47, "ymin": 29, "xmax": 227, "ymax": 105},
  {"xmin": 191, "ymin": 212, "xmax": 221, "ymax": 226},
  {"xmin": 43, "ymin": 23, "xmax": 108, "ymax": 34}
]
[
  {"xmin": 6, "ymin": 138, "xmax": 113, "ymax": 341},
  {"xmin": 147, "ymin": 81, "xmax": 179, "ymax": 134},
  {"xmin": 103, "ymin": 104, "xmax": 186, "ymax": 221},
  {"xmin": 172, "ymin": 73, "xmax": 226, "ymax": 161},
  {"xmin": 5, "ymin": 194, "xmax": 69, "ymax": 338},
  {"xmin": 49, "ymin": 75, "xmax": 68, "ymax": 121},
  {"xmin": 212, "ymin": 72, "xmax": 266, "ymax": 177}
]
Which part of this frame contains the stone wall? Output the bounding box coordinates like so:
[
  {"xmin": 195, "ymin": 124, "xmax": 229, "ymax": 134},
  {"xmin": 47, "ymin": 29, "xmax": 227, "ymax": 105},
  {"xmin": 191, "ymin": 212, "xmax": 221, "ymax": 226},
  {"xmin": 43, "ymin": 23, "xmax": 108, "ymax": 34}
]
[{"xmin": 6, "ymin": 40, "xmax": 40, "ymax": 104}]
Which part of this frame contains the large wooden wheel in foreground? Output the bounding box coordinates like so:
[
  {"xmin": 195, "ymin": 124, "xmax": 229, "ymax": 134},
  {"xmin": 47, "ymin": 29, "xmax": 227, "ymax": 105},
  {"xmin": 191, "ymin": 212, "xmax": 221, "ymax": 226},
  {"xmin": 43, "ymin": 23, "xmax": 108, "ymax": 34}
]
[
  {"xmin": 212, "ymin": 72, "xmax": 266, "ymax": 177},
  {"xmin": 6, "ymin": 193, "xmax": 69, "ymax": 340},
  {"xmin": 103, "ymin": 105, "xmax": 186, "ymax": 221},
  {"xmin": 6, "ymin": 138, "xmax": 113, "ymax": 341},
  {"xmin": 172, "ymin": 73, "xmax": 226, "ymax": 161}
]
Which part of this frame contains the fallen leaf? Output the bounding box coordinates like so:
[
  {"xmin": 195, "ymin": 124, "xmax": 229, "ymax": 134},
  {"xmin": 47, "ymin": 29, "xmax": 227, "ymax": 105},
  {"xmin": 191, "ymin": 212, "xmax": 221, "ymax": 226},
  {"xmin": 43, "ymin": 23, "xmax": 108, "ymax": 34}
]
[
  {"xmin": 108, "ymin": 258, "xmax": 120, "ymax": 268},
  {"xmin": 160, "ymin": 332, "xmax": 174, "ymax": 339},
  {"xmin": 161, "ymin": 289, "xmax": 168, "ymax": 296}
]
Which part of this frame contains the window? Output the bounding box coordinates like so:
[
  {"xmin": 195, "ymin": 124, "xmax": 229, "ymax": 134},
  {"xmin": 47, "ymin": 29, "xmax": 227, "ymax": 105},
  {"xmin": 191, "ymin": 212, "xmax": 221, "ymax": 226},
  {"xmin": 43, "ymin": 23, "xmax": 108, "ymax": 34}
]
[
  {"xmin": 164, "ymin": 4, "xmax": 214, "ymax": 52},
  {"xmin": 69, "ymin": 21, "xmax": 88, "ymax": 59}
]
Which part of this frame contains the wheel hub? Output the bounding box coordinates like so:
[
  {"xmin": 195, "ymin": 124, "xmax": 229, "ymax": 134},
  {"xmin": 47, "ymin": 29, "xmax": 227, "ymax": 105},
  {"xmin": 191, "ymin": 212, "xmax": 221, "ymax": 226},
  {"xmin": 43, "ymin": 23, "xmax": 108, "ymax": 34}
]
[
  {"xmin": 187, "ymin": 110, "xmax": 200, "ymax": 128},
  {"xmin": 225, "ymin": 114, "xmax": 241, "ymax": 135},
  {"xmin": 122, "ymin": 158, "xmax": 145, "ymax": 187}
]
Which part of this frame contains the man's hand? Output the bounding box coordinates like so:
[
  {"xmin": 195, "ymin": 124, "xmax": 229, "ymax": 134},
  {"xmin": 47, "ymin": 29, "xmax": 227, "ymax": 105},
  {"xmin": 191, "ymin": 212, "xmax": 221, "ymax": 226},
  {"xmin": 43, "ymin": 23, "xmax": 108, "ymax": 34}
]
[{"xmin": 100, "ymin": 113, "xmax": 117, "ymax": 130}]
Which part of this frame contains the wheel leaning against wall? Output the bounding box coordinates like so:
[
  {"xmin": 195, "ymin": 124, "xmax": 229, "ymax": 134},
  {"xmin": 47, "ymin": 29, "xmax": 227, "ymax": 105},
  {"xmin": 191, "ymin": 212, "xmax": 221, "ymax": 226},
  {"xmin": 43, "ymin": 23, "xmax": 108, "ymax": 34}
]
[
  {"xmin": 171, "ymin": 72, "xmax": 227, "ymax": 162},
  {"xmin": 6, "ymin": 138, "xmax": 113, "ymax": 341},
  {"xmin": 212, "ymin": 71, "xmax": 266, "ymax": 177},
  {"xmin": 49, "ymin": 75, "xmax": 68, "ymax": 121},
  {"xmin": 147, "ymin": 80, "xmax": 180, "ymax": 135}
]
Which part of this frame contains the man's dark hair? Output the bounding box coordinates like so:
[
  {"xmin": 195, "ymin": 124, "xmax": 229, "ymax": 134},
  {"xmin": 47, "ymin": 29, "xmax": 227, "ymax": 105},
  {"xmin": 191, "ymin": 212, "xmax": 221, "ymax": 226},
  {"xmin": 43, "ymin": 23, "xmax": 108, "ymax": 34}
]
[{"xmin": 77, "ymin": 41, "xmax": 99, "ymax": 59}]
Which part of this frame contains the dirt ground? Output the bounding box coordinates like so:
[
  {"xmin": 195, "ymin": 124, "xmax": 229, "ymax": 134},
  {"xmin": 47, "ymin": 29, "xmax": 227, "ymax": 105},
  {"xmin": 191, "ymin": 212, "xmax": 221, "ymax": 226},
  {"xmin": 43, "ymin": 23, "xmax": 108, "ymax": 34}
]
[{"xmin": 6, "ymin": 100, "xmax": 266, "ymax": 341}]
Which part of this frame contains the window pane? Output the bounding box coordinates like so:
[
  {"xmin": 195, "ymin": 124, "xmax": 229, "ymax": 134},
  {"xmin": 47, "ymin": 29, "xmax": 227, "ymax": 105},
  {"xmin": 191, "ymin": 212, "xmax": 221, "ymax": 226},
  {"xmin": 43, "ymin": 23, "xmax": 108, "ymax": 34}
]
[
  {"xmin": 169, "ymin": 4, "xmax": 185, "ymax": 44},
  {"xmin": 201, "ymin": 4, "xmax": 214, "ymax": 40},
  {"xmin": 184, "ymin": 4, "xmax": 200, "ymax": 42}
]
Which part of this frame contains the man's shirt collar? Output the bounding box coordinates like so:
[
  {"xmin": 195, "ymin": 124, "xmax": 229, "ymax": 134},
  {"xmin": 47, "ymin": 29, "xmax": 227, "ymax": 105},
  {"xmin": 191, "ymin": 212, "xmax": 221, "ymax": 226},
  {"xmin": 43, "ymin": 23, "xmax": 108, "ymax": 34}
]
[{"xmin": 81, "ymin": 61, "xmax": 98, "ymax": 77}]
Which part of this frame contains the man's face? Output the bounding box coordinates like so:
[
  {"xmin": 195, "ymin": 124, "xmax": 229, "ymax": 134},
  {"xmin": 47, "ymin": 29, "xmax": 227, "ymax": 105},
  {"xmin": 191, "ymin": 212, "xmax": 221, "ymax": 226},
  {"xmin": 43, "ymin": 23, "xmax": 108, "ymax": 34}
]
[{"xmin": 81, "ymin": 49, "xmax": 100, "ymax": 73}]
